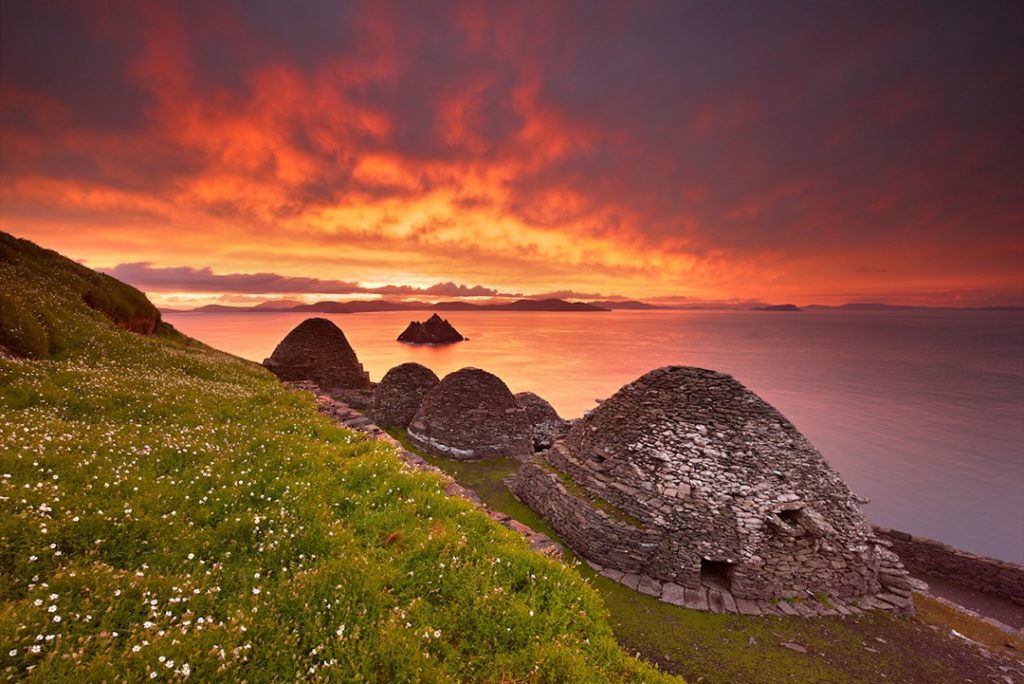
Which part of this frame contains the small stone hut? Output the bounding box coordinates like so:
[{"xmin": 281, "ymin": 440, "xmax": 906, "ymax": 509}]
[
  {"xmin": 510, "ymin": 366, "xmax": 906, "ymax": 604},
  {"xmin": 514, "ymin": 391, "xmax": 570, "ymax": 451},
  {"xmin": 369, "ymin": 362, "xmax": 440, "ymax": 428},
  {"xmin": 408, "ymin": 367, "xmax": 532, "ymax": 460},
  {"xmin": 263, "ymin": 318, "xmax": 370, "ymax": 390}
]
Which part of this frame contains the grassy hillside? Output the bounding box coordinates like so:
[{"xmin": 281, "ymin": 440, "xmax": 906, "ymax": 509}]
[{"xmin": 0, "ymin": 233, "xmax": 676, "ymax": 683}]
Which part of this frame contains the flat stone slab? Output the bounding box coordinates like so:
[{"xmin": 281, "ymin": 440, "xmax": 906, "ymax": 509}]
[
  {"xmin": 791, "ymin": 601, "xmax": 817, "ymax": 618},
  {"xmin": 774, "ymin": 600, "xmax": 800, "ymax": 617},
  {"xmin": 735, "ymin": 597, "xmax": 762, "ymax": 616},
  {"xmin": 709, "ymin": 589, "xmax": 730, "ymax": 613},
  {"xmin": 661, "ymin": 582, "xmax": 687, "ymax": 606},
  {"xmin": 600, "ymin": 567, "xmax": 625, "ymax": 582},
  {"xmin": 620, "ymin": 573, "xmax": 642, "ymax": 591},
  {"xmin": 637, "ymin": 574, "xmax": 662, "ymax": 597},
  {"xmin": 683, "ymin": 587, "xmax": 709, "ymax": 611}
]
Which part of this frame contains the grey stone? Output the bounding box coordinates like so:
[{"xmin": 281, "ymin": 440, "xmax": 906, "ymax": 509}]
[{"xmin": 683, "ymin": 587, "xmax": 709, "ymax": 612}]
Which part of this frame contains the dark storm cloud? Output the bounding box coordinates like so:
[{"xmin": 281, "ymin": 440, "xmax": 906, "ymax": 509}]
[{"xmin": 2, "ymin": 0, "xmax": 1021, "ymax": 300}]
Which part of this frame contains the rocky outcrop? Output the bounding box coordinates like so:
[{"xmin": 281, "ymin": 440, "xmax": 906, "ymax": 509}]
[
  {"xmin": 263, "ymin": 318, "xmax": 370, "ymax": 390},
  {"xmin": 397, "ymin": 313, "xmax": 465, "ymax": 344},
  {"xmin": 509, "ymin": 366, "xmax": 912, "ymax": 611},
  {"xmin": 514, "ymin": 391, "xmax": 570, "ymax": 451},
  {"xmin": 370, "ymin": 362, "xmax": 440, "ymax": 428},
  {"xmin": 408, "ymin": 367, "xmax": 532, "ymax": 460}
]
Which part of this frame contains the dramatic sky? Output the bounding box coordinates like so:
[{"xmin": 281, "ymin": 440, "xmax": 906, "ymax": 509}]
[{"xmin": 2, "ymin": 1, "xmax": 1022, "ymax": 307}]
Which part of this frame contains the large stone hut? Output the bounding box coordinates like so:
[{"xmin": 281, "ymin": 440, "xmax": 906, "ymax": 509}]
[
  {"xmin": 509, "ymin": 366, "xmax": 909, "ymax": 606},
  {"xmin": 408, "ymin": 367, "xmax": 532, "ymax": 460},
  {"xmin": 369, "ymin": 362, "xmax": 440, "ymax": 428},
  {"xmin": 263, "ymin": 318, "xmax": 370, "ymax": 390},
  {"xmin": 514, "ymin": 391, "xmax": 570, "ymax": 451}
]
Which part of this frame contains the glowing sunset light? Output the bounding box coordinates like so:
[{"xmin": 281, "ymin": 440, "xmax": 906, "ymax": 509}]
[{"xmin": 1, "ymin": 1, "xmax": 1021, "ymax": 307}]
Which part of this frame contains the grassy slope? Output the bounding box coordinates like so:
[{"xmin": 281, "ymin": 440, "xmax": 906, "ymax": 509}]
[
  {"xmin": 0, "ymin": 233, "xmax": 676, "ymax": 683},
  {"xmin": 385, "ymin": 430, "xmax": 1024, "ymax": 684}
]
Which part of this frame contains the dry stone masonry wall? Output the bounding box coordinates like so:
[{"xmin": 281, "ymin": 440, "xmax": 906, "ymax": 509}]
[
  {"xmin": 408, "ymin": 367, "xmax": 532, "ymax": 460},
  {"xmin": 370, "ymin": 362, "xmax": 440, "ymax": 428},
  {"xmin": 263, "ymin": 318, "xmax": 370, "ymax": 390},
  {"xmin": 514, "ymin": 391, "xmax": 571, "ymax": 451},
  {"xmin": 875, "ymin": 526, "xmax": 1024, "ymax": 605},
  {"xmin": 509, "ymin": 366, "xmax": 914, "ymax": 614}
]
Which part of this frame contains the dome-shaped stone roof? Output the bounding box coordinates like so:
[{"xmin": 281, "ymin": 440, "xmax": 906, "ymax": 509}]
[
  {"xmin": 514, "ymin": 391, "xmax": 569, "ymax": 451},
  {"xmin": 263, "ymin": 318, "xmax": 370, "ymax": 390},
  {"xmin": 511, "ymin": 366, "xmax": 888, "ymax": 601},
  {"xmin": 369, "ymin": 362, "xmax": 440, "ymax": 428},
  {"xmin": 408, "ymin": 367, "xmax": 531, "ymax": 460}
]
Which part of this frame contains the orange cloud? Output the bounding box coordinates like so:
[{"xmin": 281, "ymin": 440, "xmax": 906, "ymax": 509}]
[{"xmin": 1, "ymin": 1, "xmax": 1021, "ymax": 307}]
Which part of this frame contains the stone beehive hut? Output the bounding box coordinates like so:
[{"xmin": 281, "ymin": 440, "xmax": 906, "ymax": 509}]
[
  {"xmin": 369, "ymin": 362, "xmax": 440, "ymax": 428},
  {"xmin": 514, "ymin": 392, "xmax": 570, "ymax": 451},
  {"xmin": 263, "ymin": 318, "xmax": 370, "ymax": 390},
  {"xmin": 510, "ymin": 366, "xmax": 906, "ymax": 604},
  {"xmin": 408, "ymin": 367, "xmax": 532, "ymax": 460}
]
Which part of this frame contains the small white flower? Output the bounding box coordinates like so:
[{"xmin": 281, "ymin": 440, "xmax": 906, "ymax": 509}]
[
  {"xmin": 52, "ymin": 615, "xmax": 61, "ymax": 623},
  {"xmin": 251, "ymin": 587, "xmax": 260, "ymax": 595},
  {"xmin": 8, "ymin": 649, "xmax": 16, "ymax": 656}
]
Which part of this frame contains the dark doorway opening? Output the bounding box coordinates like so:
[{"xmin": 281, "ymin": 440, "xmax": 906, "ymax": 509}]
[
  {"xmin": 700, "ymin": 559, "xmax": 734, "ymax": 591},
  {"xmin": 778, "ymin": 508, "xmax": 801, "ymax": 525}
]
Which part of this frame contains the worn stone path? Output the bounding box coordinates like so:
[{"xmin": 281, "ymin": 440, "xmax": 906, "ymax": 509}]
[{"xmin": 289, "ymin": 381, "xmax": 563, "ymax": 559}]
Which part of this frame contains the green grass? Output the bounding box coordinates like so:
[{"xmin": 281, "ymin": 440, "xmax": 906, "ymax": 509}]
[
  {"xmin": 0, "ymin": 232, "xmax": 677, "ymax": 682},
  {"xmin": 387, "ymin": 432, "xmax": 1022, "ymax": 683}
]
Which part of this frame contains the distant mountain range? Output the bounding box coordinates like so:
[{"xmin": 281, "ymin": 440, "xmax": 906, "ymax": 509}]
[
  {"xmin": 752, "ymin": 304, "xmax": 802, "ymax": 312},
  {"xmin": 161, "ymin": 298, "xmax": 611, "ymax": 314},
  {"xmin": 160, "ymin": 298, "xmax": 1024, "ymax": 315}
]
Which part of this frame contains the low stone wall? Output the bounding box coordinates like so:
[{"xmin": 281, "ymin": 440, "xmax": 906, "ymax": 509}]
[
  {"xmin": 874, "ymin": 526, "xmax": 1024, "ymax": 605},
  {"xmin": 509, "ymin": 460, "xmax": 663, "ymax": 575},
  {"xmin": 287, "ymin": 381, "xmax": 563, "ymax": 559},
  {"xmin": 511, "ymin": 456, "xmax": 913, "ymax": 616}
]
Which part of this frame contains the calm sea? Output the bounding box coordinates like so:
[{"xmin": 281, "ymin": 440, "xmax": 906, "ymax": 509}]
[{"xmin": 164, "ymin": 309, "xmax": 1024, "ymax": 564}]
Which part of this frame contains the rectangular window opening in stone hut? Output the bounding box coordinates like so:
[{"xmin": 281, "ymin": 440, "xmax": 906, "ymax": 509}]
[{"xmin": 700, "ymin": 559, "xmax": 734, "ymax": 591}]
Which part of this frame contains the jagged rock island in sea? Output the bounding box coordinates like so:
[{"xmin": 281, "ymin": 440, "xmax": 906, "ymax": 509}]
[
  {"xmin": 509, "ymin": 366, "xmax": 913, "ymax": 613},
  {"xmin": 263, "ymin": 317, "xmax": 371, "ymax": 391},
  {"xmin": 398, "ymin": 313, "xmax": 465, "ymax": 344},
  {"xmin": 407, "ymin": 367, "xmax": 532, "ymax": 460},
  {"xmin": 514, "ymin": 391, "xmax": 571, "ymax": 451},
  {"xmin": 369, "ymin": 362, "xmax": 440, "ymax": 428}
]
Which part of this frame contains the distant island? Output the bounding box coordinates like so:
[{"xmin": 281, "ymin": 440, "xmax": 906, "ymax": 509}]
[{"xmin": 398, "ymin": 314, "xmax": 465, "ymax": 344}]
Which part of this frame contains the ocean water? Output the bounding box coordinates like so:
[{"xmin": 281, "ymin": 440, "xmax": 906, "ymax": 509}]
[{"xmin": 164, "ymin": 309, "xmax": 1024, "ymax": 564}]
